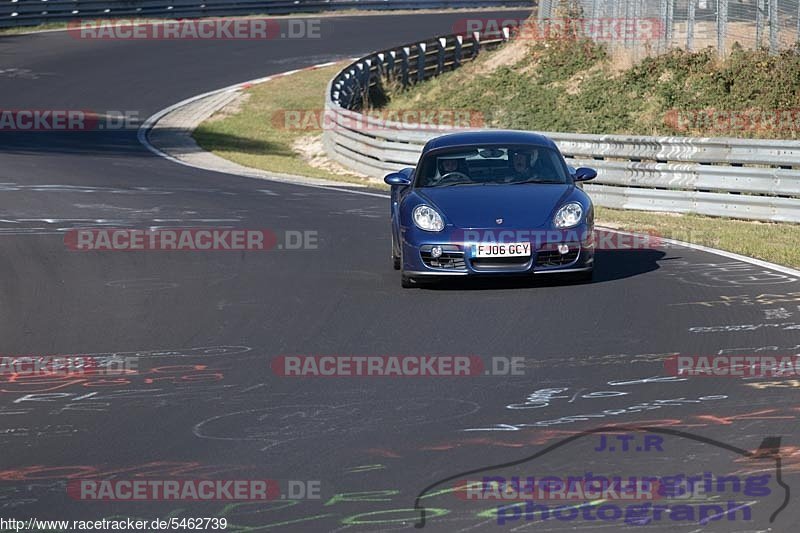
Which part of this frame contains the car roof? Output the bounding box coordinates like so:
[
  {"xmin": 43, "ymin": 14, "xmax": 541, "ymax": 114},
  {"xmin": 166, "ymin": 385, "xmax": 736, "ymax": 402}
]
[{"xmin": 421, "ymin": 130, "xmax": 558, "ymax": 153}]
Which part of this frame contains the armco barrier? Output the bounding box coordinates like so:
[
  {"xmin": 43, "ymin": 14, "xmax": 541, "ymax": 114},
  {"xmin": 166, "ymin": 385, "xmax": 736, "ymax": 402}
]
[
  {"xmin": 0, "ymin": 0, "xmax": 531, "ymax": 28},
  {"xmin": 323, "ymin": 32, "xmax": 800, "ymax": 223},
  {"xmin": 323, "ymin": 30, "xmax": 511, "ymax": 175}
]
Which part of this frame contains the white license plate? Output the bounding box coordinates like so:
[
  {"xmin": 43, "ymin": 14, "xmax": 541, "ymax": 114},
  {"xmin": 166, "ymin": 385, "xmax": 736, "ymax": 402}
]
[{"xmin": 474, "ymin": 242, "xmax": 531, "ymax": 258}]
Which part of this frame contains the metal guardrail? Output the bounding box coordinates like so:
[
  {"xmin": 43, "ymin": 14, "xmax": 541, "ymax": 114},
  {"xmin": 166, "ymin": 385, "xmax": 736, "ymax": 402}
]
[
  {"xmin": 323, "ymin": 31, "xmax": 800, "ymax": 223},
  {"xmin": 323, "ymin": 29, "xmax": 512, "ymax": 173},
  {"xmin": 0, "ymin": 0, "xmax": 531, "ymax": 28}
]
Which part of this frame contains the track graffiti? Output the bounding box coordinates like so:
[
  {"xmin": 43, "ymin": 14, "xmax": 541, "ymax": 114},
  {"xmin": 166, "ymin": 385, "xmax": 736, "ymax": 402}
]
[
  {"xmin": 505, "ymin": 388, "xmax": 628, "ymax": 410},
  {"xmin": 0, "ymin": 425, "xmax": 82, "ymax": 440},
  {"xmin": 664, "ymin": 261, "xmax": 797, "ymax": 287},
  {"xmin": 671, "ymin": 292, "xmax": 800, "ymax": 308},
  {"xmin": 0, "ymin": 364, "xmax": 224, "ymax": 394},
  {"xmin": 464, "ymin": 395, "xmax": 729, "ymax": 431},
  {"xmin": 192, "ymin": 399, "xmax": 481, "ymax": 451},
  {"xmin": 6, "ymin": 383, "xmax": 259, "ymax": 415},
  {"xmin": 689, "ymin": 322, "xmax": 800, "ymax": 333},
  {"xmin": 0, "ymin": 462, "xmax": 247, "ymax": 481}
]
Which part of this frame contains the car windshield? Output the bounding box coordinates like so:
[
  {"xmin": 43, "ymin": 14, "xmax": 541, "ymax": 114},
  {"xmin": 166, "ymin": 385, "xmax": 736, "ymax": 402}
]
[{"xmin": 415, "ymin": 145, "xmax": 569, "ymax": 188}]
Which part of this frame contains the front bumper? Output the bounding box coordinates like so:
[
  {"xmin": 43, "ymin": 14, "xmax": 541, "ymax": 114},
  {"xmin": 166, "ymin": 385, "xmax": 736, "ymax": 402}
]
[{"xmin": 401, "ymin": 225, "xmax": 594, "ymax": 277}]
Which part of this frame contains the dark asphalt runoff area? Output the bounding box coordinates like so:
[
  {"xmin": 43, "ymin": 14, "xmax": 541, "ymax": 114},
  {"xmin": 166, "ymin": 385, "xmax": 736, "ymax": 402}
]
[{"xmin": 0, "ymin": 9, "xmax": 799, "ymax": 533}]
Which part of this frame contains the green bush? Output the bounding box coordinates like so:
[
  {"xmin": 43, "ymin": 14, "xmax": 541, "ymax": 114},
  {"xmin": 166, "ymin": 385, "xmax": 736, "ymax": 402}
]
[{"xmin": 380, "ymin": 38, "xmax": 800, "ymax": 139}]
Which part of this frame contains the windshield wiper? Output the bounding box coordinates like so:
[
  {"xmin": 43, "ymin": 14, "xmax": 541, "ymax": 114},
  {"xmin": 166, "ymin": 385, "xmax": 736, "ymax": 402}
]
[
  {"xmin": 510, "ymin": 179, "xmax": 564, "ymax": 185},
  {"xmin": 438, "ymin": 182, "xmax": 482, "ymax": 187}
]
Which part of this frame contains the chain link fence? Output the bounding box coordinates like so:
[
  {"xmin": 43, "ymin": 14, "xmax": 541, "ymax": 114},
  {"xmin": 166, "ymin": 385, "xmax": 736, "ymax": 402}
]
[{"xmin": 536, "ymin": 0, "xmax": 800, "ymax": 57}]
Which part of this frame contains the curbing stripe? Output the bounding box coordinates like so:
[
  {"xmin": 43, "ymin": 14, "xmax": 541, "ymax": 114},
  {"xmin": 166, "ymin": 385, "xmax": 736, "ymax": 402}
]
[{"xmin": 136, "ymin": 59, "xmax": 342, "ymax": 164}]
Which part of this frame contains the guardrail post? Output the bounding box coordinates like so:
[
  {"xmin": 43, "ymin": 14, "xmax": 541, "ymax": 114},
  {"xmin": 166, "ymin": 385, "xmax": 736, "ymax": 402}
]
[
  {"xmin": 454, "ymin": 35, "xmax": 463, "ymax": 67},
  {"xmin": 416, "ymin": 42, "xmax": 427, "ymax": 83},
  {"xmin": 472, "ymin": 31, "xmax": 481, "ymax": 57},
  {"xmin": 436, "ymin": 38, "xmax": 447, "ymax": 75},
  {"xmin": 356, "ymin": 61, "xmax": 369, "ymax": 110},
  {"xmin": 363, "ymin": 58, "xmax": 373, "ymax": 92},
  {"xmin": 331, "ymin": 79, "xmax": 343, "ymax": 104},
  {"xmin": 345, "ymin": 67, "xmax": 357, "ymax": 110},
  {"xmin": 375, "ymin": 53, "xmax": 385, "ymax": 83},
  {"xmin": 400, "ymin": 47, "xmax": 410, "ymax": 87},
  {"xmin": 384, "ymin": 51, "xmax": 396, "ymax": 86}
]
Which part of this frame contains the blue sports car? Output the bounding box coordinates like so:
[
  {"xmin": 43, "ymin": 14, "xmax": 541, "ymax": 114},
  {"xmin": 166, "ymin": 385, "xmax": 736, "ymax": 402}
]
[{"xmin": 384, "ymin": 130, "xmax": 597, "ymax": 288}]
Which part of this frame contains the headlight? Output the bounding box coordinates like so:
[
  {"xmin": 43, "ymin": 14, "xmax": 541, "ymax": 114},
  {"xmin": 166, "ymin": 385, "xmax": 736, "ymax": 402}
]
[
  {"xmin": 413, "ymin": 205, "xmax": 445, "ymax": 232},
  {"xmin": 554, "ymin": 202, "xmax": 583, "ymax": 228}
]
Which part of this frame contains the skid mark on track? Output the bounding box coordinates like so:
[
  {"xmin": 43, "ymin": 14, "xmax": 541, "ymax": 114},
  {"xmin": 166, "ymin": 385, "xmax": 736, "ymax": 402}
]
[{"xmin": 106, "ymin": 279, "xmax": 180, "ymax": 290}]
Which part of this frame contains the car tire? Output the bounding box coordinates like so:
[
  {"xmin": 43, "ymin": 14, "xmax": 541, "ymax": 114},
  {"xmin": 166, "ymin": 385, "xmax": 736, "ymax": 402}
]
[
  {"xmin": 391, "ymin": 234, "xmax": 401, "ymax": 270},
  {"xmin": 399, "ymin": 247, "xmax": 412, "ymax": 287},
  {"xmin": 392, "ymin": 245, "xmax": 401, "ymax": 270}
]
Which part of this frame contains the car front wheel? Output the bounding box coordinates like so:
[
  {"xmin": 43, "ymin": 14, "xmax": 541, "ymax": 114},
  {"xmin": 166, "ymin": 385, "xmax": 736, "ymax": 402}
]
[
  {"xmin": 392, "ymin": 244, "xmax": 400, "ymax": 270},
  {"xmin": 399, "ymin": 247, "xmax": 413, "ymax": 288}
]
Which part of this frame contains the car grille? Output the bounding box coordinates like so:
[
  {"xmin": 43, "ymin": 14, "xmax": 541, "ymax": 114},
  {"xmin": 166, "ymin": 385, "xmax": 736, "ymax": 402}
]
[
  {"xmin": 471, "ymin": 257, "xmax": 532, "ymax": 270},
  {"xmin": 420, "ymin": 245, "xmax": 466, "ymax": 271},
  {"xmin": 536, "ymin": 243, "xmax": 580, "ymax": 267}
]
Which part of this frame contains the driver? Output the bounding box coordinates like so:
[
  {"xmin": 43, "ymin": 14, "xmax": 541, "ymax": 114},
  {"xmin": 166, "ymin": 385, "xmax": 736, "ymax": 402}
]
[
  {"xmin": 511, "ymin": 150, "xmax": 541, "ymax": 180},
  {"xmin": 437, "ymin": 157, "xmax": 466, "ymax": 176}
]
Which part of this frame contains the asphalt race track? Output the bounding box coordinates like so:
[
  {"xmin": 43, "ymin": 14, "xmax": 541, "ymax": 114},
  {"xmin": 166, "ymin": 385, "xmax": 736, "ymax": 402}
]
[{"xmin": 1, "ymin": 10, "xmax": 800, "ymax": 533}]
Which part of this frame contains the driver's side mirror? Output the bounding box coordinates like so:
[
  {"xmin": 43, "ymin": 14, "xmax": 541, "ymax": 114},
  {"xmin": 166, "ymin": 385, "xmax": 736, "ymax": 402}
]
[
  {"xmin": 384, "ymin": 172, "xmax": 411, "ymax": 186},
  {"xmin": 573, "ymin": 167, "xmax": 597, "ymax": 182}
]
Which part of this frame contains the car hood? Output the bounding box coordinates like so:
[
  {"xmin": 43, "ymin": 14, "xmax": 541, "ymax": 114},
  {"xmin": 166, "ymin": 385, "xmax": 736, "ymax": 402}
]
[{"xmin": 418, "ymin": 184, "xmax": 573, "ymax": 228}]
